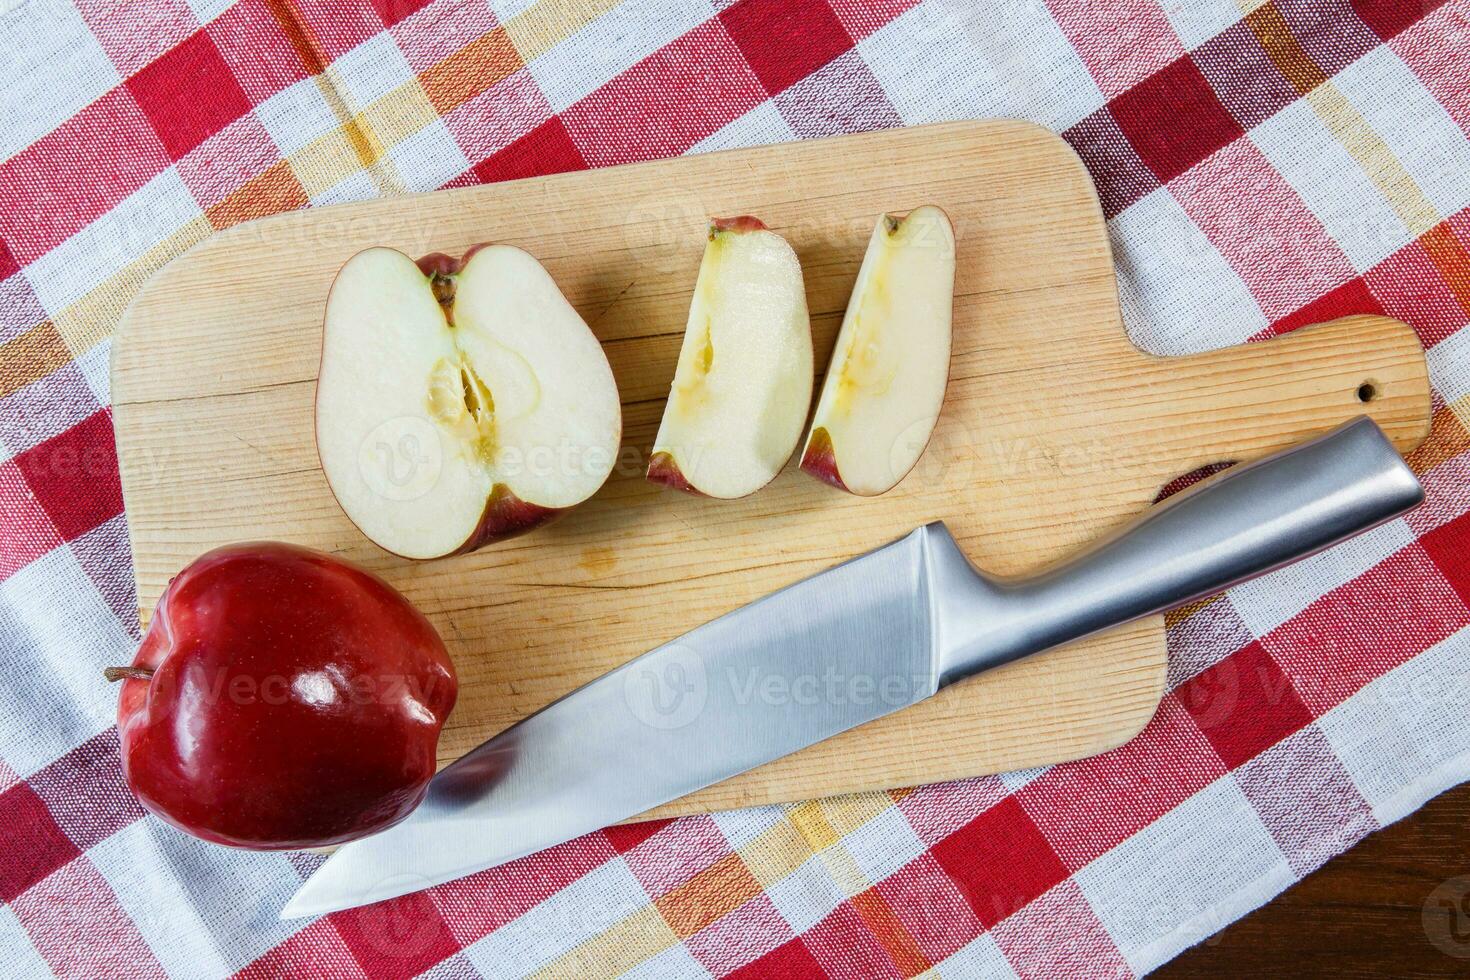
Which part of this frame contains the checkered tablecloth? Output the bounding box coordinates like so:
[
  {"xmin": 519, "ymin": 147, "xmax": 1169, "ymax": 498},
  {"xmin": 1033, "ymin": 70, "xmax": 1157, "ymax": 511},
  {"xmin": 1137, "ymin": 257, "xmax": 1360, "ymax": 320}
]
[{"xmin": 3, "ymin": 0, "xmax": 1469, "ymax": 976}]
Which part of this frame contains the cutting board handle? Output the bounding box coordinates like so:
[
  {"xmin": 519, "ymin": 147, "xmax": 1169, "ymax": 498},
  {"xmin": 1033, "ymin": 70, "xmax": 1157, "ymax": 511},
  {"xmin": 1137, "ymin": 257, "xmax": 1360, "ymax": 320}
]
[{"xmin": 1147, "ymin": 315, "xmax": 1431, "ymax": 480}]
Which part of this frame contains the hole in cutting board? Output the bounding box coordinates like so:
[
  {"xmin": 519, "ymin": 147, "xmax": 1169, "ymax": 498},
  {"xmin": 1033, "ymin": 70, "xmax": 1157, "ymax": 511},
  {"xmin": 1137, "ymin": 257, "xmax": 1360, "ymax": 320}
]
[{"xmin": 1357, "ymin": 382, "xmax": 1377, "ymax": 403}]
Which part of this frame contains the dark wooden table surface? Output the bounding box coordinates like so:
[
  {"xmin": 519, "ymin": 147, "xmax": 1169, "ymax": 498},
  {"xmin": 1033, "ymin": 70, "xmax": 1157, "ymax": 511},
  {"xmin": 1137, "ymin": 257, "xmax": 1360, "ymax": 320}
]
[{"xmin": 1158, "ymin": 781, "xmax": 1470, "ymax": 977}]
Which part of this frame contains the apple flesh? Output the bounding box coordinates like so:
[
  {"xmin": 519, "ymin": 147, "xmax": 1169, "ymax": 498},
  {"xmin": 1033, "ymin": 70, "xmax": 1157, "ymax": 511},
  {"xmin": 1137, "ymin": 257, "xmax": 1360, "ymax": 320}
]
[
  {"xmin": 648, "ymin": 217, "xmax": 813, "ymax": 498},
  {"xmin": 801, "ymin": 206, "xmax": 954, "ymax": 495},
  {"xmin": 316, "ymin": 245, "xmax": 621, "ymax": 559},
  {"xmin": 109, "ymin": 543, "xmax": 457, "ymax": 850}
]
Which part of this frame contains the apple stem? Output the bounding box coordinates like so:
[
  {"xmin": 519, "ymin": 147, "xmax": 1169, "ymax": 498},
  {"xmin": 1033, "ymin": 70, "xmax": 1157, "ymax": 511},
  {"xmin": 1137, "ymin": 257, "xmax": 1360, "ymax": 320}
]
[{"xmin": 103, "ymin": 666, "xmax": 155, "ymax": 683}]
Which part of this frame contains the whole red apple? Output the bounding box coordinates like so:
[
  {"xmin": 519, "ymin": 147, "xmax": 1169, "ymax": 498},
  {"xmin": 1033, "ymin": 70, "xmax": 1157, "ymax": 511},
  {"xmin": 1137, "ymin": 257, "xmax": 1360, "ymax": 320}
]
[{"xmin": 109, "ymin": 542, "xmax": 457, "ymax": 849}]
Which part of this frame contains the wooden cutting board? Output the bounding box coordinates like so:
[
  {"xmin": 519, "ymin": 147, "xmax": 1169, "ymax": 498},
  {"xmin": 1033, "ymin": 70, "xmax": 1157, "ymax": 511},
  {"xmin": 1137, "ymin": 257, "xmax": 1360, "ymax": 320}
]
[{"xmin": 111, "ymin": 120, "xmax": 1431, "ymax": 820}]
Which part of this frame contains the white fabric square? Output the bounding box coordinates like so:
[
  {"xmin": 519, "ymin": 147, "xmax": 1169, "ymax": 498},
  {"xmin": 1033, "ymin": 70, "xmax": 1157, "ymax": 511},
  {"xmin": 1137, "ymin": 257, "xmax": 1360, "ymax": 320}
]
[
  {"xmin": 23, "ymin": 168, "xmax": 200, "ymax": 315},
  {"xmin": 462, "ymin": 858, "xmax": 650, "ymax": 977},
  {"xmin": 938, "ymin": 933, "xmax": 1019, "ymax": 978},
  {"xmin": 840, "ymin": 805, "xmax": 926, "ymax": 884},
  {"xmin": 621, "ymin": 941, "xmax": 710, "ymax": 980},
  {"xmin": 1318, "ymin": 629, "xmax": 1470, "ymax": 820},
  {"xmin": 997, "ymin": 765, "xmax": 1050, "ymax": 794},
  {"xmin": 711, "ymin": 804, "xmax": 783, "ymax": 851},
  {"xmin": 89, "ymin": 828, "xmax": 226, "ymax": 980},
  {"xmin": 0, "ymin": 904, "xmax": 49, "ymax": 978},
  {"xmin": 1157, "ymin": 0, "xmax": 1240, "ymax": 48},
  {"xmin": 74, "ymin": 337, "xmax": 112, "ymax": 405},
  {"xmin": 524, "ymin": 0, "xmax": 714, "ymax": 112},
  {"xmin": 0, "ymin": 0, "xmax": 121, "ymax": 158},
  {"xmin": 690, "ymin": 101, "xmax": 795, "ymax": 155},
  {"xmin": 330, "ymin": 31, "xmax": 416, "ymax": 112},
  {"xmin": 387, "ymin": 118, "xmax": 471, "ymax": 193},
  {"xmin": 764, "ymin": 855, "xmax": 845, "ymax": 935},
  {"xmin": 486, "ymin": 0, "xmax": 538, "ymax": 21},
  {"xmin": 1109, "ymin": 187, "xmax": 1268, "ymax": 355},
  {"xmin": 1333, "ymin": 47, "xmax": 1470, "ymax": 220},
  {"xmin": 1229, "ymin": 517, "xmax": 1414, "ymax": 637},
  {"xmin": 1251, "ymin": 97, "xmax": 1412, "ymax": 272},
  {"xmin": 182, "ymin": 0, "xmax": 235, "ymax": 24},
  {"xmin": 0, "ymin": 547, "xmax": 135, "ymax": 776},
  {"xmin": 254, "ymin": 78, "xmax": 340, "ymax": 157},
  {"xmin": 311, "ymin": 169, "xmax": 379, "ymax": 207},
  {"xmin": 1076, "ymin": 777, "xmax": 1292, "ymax": 975},
  {"xmin": 1427, "ymin": 325, "xmax": 1470, "ymax": 407},
  {"xmin": 90, "ymin": 819, "xmax": 304, "ymax": 976},
  {"xmin": 416, "ymin": 952, "xmax": 477, "ymax": 980},
  {"xmin": 861, "ymin": 0, "xmax": 1104, "ymax": 133}
]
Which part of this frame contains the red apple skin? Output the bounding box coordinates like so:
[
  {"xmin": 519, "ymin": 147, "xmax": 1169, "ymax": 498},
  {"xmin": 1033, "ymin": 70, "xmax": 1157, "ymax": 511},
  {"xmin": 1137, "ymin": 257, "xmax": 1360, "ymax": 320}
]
[
  {"xmin": 369, "ymin": 487, "xmax": 561, "ymax": 561},
  {"xmin": 114, "ymin": 542, "xmax": 457, "ymax": 850},
  {"xmin": 450, "ymin": 484, "xmax": 563, "ymax": 554},
  {"xmin": 710, "ymin": 215, "xmax": 768, "ymax": 235},
  {"xmin": 646, "ymin": 451, "xmax": 705, "ymax": 496},
  {"xmin": 799, "ymin": 427, "xmax": 851, "ymax": 492},
  {"xmin": 414, "ymin": 244, "xmax": 487, "ymax": 282}
]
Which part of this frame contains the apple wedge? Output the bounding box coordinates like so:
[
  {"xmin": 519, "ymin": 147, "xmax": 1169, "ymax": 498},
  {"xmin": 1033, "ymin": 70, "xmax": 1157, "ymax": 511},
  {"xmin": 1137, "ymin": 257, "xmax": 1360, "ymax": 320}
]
[
  {"xmin": 316, "ymin": 245, "xmax": 620, "ymax": 559},
  {"xmin": 801, "ymin": 206, "xmax": 954, "ymax": 495},
  {"xmin": 648, "ymin": 217, "xmax": 813, "ymax": 498}
]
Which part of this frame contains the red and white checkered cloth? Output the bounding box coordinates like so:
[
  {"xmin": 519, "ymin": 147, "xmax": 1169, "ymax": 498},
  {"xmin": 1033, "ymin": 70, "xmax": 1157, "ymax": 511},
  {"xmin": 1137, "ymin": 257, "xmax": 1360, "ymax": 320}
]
[{"xmin": 3, "ymin": 0, "xmax": 1469, "ymax": 976}]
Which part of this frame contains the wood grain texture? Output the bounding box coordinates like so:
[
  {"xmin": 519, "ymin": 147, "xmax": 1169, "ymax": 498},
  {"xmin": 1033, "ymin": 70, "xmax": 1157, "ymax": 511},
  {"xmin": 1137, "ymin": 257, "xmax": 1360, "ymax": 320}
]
[{"xmin": 110, "ymin": 121, "xmax": 1432, "ymax": 821}]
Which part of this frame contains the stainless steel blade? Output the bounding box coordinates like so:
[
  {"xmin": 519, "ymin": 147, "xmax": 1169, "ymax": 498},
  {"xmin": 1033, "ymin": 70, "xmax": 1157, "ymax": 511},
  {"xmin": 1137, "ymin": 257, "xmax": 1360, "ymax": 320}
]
[{"xmin": 282, "ymin": 525, "xmax": 949, "ymax": 918}]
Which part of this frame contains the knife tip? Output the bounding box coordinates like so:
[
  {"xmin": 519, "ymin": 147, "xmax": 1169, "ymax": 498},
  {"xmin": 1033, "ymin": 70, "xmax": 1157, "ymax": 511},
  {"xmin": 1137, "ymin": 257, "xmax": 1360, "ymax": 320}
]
[
  {"xmin": 280, "ymin": 875, "xmax": 347, "ymax": 920},
  {"xmin": 279, "ymin": 889, "xmax": 320, "ymax": 920}
]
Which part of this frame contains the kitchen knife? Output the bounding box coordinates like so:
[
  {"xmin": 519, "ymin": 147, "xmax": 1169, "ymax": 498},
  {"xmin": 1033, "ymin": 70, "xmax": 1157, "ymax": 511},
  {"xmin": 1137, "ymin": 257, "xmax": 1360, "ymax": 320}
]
[{"xmin": 283, "ymin": 416, "xmax": 1422, "ymax": 918}]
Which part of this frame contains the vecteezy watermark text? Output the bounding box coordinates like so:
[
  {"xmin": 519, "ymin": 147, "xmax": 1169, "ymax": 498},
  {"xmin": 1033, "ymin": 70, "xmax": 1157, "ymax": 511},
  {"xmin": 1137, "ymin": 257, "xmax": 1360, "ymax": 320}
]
[
  {"xmin": 136, "ymin": 667, "xmax": 449, "ymax": 708},
  {"xmin": 1425, "ymin": 876, "xmax": 1470, "ymax": 959},
  {"xmin": 622, "ymin": 646, "xmax": 931, "ymax": 731}
]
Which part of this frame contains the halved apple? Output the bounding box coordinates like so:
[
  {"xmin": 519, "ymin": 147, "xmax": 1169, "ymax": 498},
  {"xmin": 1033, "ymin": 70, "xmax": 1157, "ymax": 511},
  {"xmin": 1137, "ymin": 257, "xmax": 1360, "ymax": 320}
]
[
  {"xmin": 316, "ymin": 245, "xmax": 621, "ymax": 559},
  {"xmin": 647, "ymin": 217, "xmax": 813, "ymax": 499},
  {"xmin": 801, "ymin": 206, "xmax": 954, "ymax": 496}
]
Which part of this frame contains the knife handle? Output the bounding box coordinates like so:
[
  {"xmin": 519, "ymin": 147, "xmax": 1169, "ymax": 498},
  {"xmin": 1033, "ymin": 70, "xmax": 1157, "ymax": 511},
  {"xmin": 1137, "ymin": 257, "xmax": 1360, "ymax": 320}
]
[{"xmin": 933, "ymin": 416, "xmax": 1424, "ymax": 686}]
